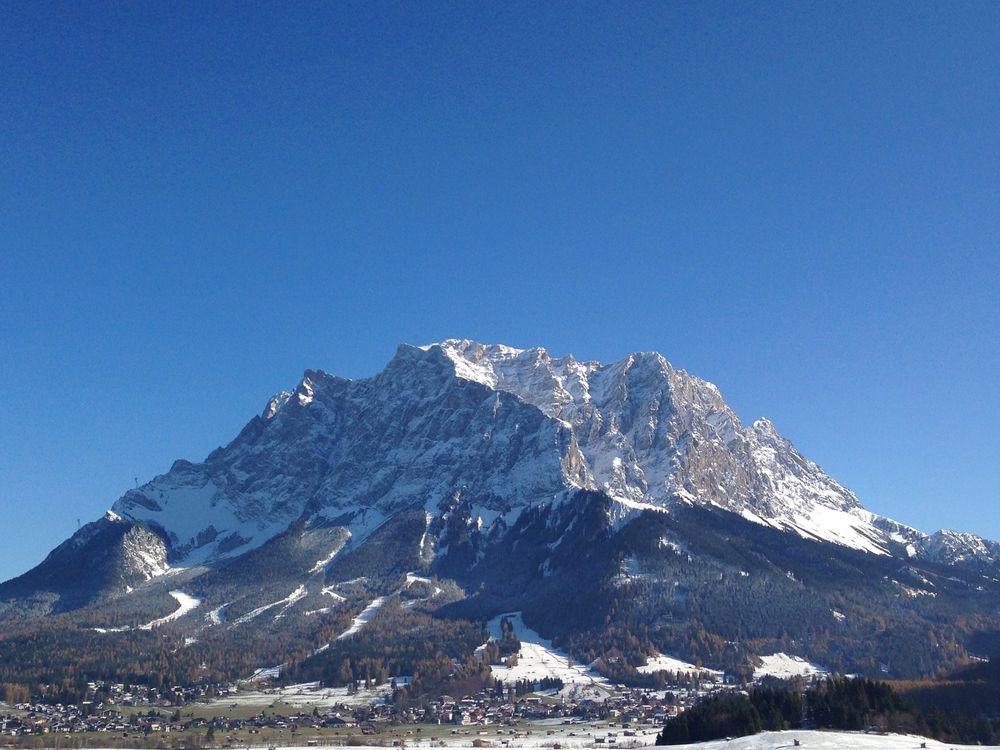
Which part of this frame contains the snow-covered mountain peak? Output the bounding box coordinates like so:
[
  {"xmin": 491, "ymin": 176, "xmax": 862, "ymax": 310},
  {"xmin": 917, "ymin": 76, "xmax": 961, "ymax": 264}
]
[
  {"xmin": 622, "ymin": 349, "xmax": 672, "ymax": 372},
  {"xmin": 918, "ymin": 529, "xmax": 1000, "ymax": 567},
  {"xmin": 416, "ymin": 339, "xmax": 598, "ymax": 419},
  {"xmin": 262, "ymin": 369, "xmax": 346, "ymax": 420},
  {"xmin": 407, "ymin": 340, "xmax": 890, "ymax": 553},
  {"xmin": 752, "ymin": 417, "xmax": 778, "ymax": 433},
  {"xmin": 98, "ymin": 338, "xmax": 994, "ymax": 568},
  {"xmin": 424, "ymin": 340, "xmax": 714, "ymax": 419},
  {"xmin": 262, "ymin": 391, "xmax": 291, "ymax": 419}
]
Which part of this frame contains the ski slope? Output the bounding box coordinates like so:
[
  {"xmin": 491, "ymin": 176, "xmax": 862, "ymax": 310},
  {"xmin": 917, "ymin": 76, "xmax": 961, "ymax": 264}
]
[
  {"xmin": 231, "ymin": 585, "xmax": 306, "ymax": 626},
  {"xmin": 139, "ymin": 590, "xmax": 201, "ymax": 629},
  {"xmin": 336, "ymin": 596, "xmax": 386, "ymax": 639},
  {"xmin": 92, "ymin": 590, "xmax": 200, "ymax": 633}
]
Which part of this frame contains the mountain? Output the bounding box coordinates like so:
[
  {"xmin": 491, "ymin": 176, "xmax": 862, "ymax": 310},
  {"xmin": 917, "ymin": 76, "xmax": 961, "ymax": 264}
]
[
  {"xmin": 95, "ymin": 340, "xmax": 989, "ymax": 567},
  {"xmin": 2, "ymin": 340, "xmax": 999, "ymax": 692}
]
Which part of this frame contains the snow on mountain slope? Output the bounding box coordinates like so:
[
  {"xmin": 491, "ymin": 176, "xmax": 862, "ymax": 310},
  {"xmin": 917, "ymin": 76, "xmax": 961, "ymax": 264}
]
[
  {"xmin": 113, "ymin": 346, "xmax": 569, "ymax": 566},
  {"xmin": 918, "ymin": 529, "xmax": 1000, "ymax": 567},
  {"xmin": 231, "ymin": 586, "xmax": 308, "ymax": 627},
  {"xmin": 113, "ymin": 460, "xmax": 293, "ymax": 567}
]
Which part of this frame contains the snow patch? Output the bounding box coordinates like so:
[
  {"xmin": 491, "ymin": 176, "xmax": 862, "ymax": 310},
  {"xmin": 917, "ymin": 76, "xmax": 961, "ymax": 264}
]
[
  {"xmin": 481, "ymin": 612, "xmax": 615, "ymax": 701},
  {"xmin": 274, "ymin": 585, "xmax": 308, "ymax": 619},
  {"xmin": 205, "ymin": 604, "xmax": 228, "ymax": 626},
  {"xmin": 321, "ymin": 586, "xmax": 346, "ymax": 601},
  {"xmin": 754, "ymin": 653, "xmax": 828, "ymax": 681},
  {"xmin": 310, "ymin": 542, "xmax": 345, "ymax": 574},
  {"xmin": 637, "ymin": 654, "xmax": 722, "ymax": 678},
  {"xmin": 405, "ymin": 572, "xmax": 443, "ymax": 597},
  {"xmin": 217, "ymin": 679, "xmax": 410, "ymax": 709}
]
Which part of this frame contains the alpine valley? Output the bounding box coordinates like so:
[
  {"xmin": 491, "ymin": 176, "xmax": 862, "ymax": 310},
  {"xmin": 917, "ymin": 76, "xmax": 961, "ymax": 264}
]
[{"xmin": 3, "ymin": 340, "xmax": 1000, "ymax": 700}]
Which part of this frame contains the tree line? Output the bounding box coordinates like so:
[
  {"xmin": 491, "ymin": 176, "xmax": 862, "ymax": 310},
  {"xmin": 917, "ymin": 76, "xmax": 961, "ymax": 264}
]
[{"xmin": 657, "ymin": 676, "xmax": 1000, "ymax": 746}]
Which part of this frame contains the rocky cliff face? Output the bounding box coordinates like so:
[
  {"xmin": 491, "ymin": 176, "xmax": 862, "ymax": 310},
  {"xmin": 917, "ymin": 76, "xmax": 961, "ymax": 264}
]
[
  {"xmin": 112, "ymin": 343, "xmax": 571, "ymax": 569},
  {"xmin": 918, "ymin": 529, "xmax": 1000, "ymax": 568},
  {"xmin": 60, "ymin": 338, "xmax": 999, "ymax": 579},
  {"xmin": 428, "ymin": 341, "xmax": 893, "ymax": 553}
]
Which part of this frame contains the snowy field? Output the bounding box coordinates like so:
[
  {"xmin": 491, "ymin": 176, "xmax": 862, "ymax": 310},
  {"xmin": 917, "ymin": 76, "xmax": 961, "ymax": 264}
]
[
  {"xmin": 480, "ymin": 612, "xmax": 615, "ymax": 700},
  {"xmin": 201, "ymin": 680, "xmax": 406, "ymax": 709},
  {"xmin": 753, "ymin": 653, "xmax": 827, "ymax": 681},
  {"xmin": 638, "ymin": 654, "xmax": 723, "ymax": 678}
]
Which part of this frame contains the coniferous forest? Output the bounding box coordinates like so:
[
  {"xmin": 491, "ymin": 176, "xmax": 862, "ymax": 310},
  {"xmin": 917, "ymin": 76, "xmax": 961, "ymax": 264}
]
[{"xmin": 657, "ymin": 676, "xmax": 1000, "ymax": 746}]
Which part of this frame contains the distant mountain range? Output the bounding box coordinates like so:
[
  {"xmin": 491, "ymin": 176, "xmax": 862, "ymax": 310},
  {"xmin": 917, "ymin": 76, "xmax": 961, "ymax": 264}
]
[{"xmin": 3, "ymin": 340, "xmax": 999, "ymax": 690}]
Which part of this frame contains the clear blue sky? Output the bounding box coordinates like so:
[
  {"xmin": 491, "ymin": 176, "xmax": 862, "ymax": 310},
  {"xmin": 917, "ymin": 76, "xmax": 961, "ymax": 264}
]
[{"xmin": 1, "ymin": 2, "xmax": 997, "ymax": 582}]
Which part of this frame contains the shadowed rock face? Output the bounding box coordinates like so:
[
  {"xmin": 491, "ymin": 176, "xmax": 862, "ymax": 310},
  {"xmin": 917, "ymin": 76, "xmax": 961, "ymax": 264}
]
[{"xmin": 0, "ymin": 513, "xmax": 169, "ymax": 612}]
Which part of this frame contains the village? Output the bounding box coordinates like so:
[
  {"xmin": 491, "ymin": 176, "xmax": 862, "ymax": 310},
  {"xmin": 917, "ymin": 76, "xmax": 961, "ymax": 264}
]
[{"xmin": 0, "ymin": 673, "xmax": 724, "ymax": 748}]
